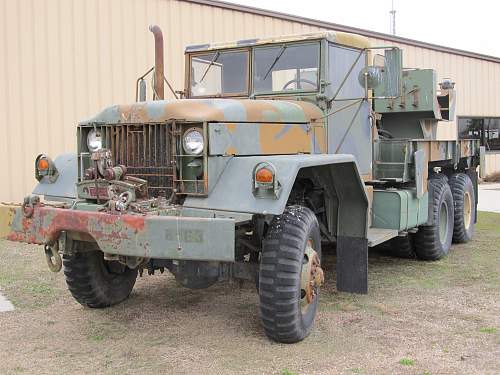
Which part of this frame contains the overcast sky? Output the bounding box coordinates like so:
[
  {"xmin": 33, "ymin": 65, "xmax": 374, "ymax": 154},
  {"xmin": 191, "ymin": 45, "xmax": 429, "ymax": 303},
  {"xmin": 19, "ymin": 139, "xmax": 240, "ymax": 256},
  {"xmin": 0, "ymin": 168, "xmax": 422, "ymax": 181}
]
[{"xmin": 224, "ymin": 0, "xmax": 499, "ymax": 58}]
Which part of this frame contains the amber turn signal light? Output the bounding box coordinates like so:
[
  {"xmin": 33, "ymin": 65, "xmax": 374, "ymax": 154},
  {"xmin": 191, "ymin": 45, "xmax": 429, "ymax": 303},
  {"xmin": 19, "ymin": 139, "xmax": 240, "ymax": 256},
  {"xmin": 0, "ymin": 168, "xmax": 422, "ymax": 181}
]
[
  {"xmin": 37, "ymin": 158, "xmax": 50, "ymax": 171},
  {"xmin": 255, "ymin": 167, "xmax": 273, "ymax": 183}
]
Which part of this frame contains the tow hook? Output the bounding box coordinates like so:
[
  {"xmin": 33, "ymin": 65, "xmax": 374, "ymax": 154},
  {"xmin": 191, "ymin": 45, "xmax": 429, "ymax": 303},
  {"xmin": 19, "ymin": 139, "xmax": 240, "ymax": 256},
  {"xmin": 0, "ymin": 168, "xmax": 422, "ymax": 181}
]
[{"xmin": 44, "ymin": 242, "xmax": 62, "ymax": 272}]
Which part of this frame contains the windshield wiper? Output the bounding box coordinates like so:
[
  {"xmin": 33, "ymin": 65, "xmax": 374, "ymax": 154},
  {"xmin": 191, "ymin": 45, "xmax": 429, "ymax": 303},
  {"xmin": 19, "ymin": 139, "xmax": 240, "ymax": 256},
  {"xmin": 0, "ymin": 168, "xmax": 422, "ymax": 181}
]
[
  {"xmin": 262, "ymin": 45, "xmax": 287, "ymax": 81},
  {"xmin": 199, "ymin": 51, "xmax": 220, "ymax": 84}
]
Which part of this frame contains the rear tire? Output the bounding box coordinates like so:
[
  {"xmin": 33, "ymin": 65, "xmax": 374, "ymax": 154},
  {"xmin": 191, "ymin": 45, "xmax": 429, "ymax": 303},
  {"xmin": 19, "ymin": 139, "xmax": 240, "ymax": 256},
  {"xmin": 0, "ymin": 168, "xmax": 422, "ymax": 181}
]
[
  {"xmin": 259, "ymin": 206, "xmax": 322, "ymax": 343},
  {"xmin": 380, "ymin": 234, "xmax": 415, "ymax": 259},
  {"xmin": 449, "ymin": 173, "xmax": 475, "ymax": 243},
  {"xmin": 414, "ymin": 177, "xmax": 454, "ymax": 260},
  {"xmin": 63, "ymin": 250, "xmax": 137, "ymax": 308}
]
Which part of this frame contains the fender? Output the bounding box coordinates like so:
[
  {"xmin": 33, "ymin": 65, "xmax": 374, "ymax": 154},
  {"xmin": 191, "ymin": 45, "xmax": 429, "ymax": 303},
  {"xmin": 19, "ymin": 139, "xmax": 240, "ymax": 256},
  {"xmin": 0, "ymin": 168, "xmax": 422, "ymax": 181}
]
[
  {"xmin": 185, "ymin": 154, "xmax": 368, "ymax": 235},
  {"xmin": 32, "ymin": 153, "xmax": 77, "ymax": 201},
  {"xmin": 185, "ymin": 154, "xmax": 369, "ymax": 293}
]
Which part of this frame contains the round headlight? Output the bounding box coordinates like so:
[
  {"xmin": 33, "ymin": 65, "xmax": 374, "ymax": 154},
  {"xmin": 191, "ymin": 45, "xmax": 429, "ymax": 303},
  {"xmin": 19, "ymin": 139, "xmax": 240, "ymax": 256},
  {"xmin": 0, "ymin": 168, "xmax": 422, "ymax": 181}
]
[
  {"xmin": 87, "ymin": 129, "xmax": 102, "ymax": 152},
  {"xmin": 183, "ymin": 129, "xmax": 204, "ymax": 155}
]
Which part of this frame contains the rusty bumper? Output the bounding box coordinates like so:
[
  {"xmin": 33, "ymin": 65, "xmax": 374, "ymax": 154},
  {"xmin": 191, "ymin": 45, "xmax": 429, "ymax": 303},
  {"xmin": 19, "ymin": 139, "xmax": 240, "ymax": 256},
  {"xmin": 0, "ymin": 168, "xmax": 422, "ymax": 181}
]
[{"xmin": 0, "ymin": 203, "xmax": 235, "ymax": 261}]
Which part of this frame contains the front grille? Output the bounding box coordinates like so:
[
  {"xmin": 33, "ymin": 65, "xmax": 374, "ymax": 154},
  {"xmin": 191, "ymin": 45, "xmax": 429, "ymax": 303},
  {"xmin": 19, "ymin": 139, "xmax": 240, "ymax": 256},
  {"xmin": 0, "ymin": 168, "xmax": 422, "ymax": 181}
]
[{"xmin": 102, "ymin": 123, "xmax": 175, "ymax": 198}]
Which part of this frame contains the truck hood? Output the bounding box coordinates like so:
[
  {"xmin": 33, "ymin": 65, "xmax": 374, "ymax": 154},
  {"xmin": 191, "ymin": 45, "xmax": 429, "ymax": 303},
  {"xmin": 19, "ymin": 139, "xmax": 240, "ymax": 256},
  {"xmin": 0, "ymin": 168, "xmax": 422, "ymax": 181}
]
[{"xmin": 79, "ymin": 98, "xmax": 324, "ymax": 125}]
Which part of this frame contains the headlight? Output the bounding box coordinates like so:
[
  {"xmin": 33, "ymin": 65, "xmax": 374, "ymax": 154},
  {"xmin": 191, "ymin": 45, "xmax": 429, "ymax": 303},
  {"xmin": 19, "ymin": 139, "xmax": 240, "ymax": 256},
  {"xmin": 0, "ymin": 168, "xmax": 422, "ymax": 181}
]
[
  {"xmin": 87, "ymin": 129, "xmax": 102, "ymax": 152},
  {"xmin": 183, "ymin": 129, "xmax": 204, "ymax": 155}
]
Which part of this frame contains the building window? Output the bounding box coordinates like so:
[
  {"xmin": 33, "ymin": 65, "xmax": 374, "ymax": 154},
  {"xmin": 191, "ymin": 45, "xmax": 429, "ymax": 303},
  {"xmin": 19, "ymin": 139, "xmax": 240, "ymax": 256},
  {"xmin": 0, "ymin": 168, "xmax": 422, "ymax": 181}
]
[{"xmin": 458, "ymin": 117, "xmax": 500, "ymax": 151}]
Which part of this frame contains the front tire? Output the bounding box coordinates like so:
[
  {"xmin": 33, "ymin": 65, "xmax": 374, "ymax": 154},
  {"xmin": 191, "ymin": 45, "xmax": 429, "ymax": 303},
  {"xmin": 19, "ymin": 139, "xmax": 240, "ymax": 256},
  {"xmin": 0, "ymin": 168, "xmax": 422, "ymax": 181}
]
[
  {"xmin": 63, "ymin": 250, "xmax": 138, "ymax": 308},
  {"xmin": 414, "ymin": 177, "xmax": 454, "ymax": 260},
  {"xmin": 449, "ymin": 173, "xmax": 475, "ymax": 243},
  {"xmin": 259, "ymin": 206, "xmax": 323, "ymax": 343}
]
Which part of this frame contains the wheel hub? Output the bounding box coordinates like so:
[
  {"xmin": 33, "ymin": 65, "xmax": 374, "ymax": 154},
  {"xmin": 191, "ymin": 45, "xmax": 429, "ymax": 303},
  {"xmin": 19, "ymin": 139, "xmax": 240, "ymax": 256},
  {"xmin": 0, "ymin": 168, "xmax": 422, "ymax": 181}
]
[
  {"xmin": 301, "ymin": 242, "xmax": 324, "ymax": 304},
  {"xmin": 464, "ymin": 191, "xmax": 472, "ymax": 229}
]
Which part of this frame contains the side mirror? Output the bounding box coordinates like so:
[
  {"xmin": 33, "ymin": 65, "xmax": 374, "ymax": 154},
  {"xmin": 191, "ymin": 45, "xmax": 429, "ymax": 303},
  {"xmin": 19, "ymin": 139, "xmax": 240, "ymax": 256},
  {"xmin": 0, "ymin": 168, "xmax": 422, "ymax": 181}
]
[{"xmin": 384, "ymin": 48, "xmax": 403, "ymax": 97}]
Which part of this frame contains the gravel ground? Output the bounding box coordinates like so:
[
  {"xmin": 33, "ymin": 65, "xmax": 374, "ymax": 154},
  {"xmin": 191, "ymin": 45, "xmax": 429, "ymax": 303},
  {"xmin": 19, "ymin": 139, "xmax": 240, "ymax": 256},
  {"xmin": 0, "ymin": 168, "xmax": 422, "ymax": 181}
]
[{"xmin": 0, "ymin": 212, "xmax": 498, "ymax": 375}]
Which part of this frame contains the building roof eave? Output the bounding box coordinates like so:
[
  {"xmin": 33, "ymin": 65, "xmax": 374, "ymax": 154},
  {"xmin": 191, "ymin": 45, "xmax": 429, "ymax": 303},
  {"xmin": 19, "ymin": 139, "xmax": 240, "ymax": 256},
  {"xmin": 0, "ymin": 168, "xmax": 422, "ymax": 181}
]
[{"xmin": 183, "ymin": 0, "xmax": 500, "ymax": 64}]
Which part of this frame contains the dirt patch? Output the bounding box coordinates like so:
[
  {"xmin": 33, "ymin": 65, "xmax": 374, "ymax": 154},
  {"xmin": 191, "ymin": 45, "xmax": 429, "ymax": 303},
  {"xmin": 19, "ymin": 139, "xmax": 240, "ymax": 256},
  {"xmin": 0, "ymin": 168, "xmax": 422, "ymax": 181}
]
[
  {"xmin": 0, "ymin": 212, "xmax": 499, "ymax": 375},
  {"xmin": 483, "ymin": 171, "xmax": 500, "ymax": 183}
]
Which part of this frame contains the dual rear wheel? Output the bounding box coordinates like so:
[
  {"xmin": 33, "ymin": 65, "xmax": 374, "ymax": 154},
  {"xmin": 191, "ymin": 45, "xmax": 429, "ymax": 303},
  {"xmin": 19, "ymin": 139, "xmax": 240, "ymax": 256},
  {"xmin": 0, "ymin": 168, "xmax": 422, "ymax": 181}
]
[{"xmin": 384, "ymin": 172, "xmax": 475, "ymax": 261}]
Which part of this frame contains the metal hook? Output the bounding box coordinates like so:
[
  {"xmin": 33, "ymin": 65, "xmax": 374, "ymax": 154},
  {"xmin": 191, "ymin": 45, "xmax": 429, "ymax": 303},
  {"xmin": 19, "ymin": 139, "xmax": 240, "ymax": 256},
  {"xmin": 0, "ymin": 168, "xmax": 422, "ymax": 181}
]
[{"xmin": 44, "ymin": 243, "xmax": 62, "ymax": 273}]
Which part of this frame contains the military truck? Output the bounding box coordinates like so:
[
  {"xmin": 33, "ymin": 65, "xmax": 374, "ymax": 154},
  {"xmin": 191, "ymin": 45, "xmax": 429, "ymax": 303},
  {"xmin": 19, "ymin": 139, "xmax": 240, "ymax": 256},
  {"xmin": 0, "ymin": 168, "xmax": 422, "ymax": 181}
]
[{"xmin": 0, "ymin": 26, "xmax": 479, "ymax": 343}]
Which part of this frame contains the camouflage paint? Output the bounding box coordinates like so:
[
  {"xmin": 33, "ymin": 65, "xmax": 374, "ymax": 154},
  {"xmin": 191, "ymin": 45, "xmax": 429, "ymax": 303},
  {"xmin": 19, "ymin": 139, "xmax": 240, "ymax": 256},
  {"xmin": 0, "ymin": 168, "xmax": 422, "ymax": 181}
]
[
  {"xmin": 80, "ymin": 99, "xmax": 324, "ymax": 126},
  {"xmin": 185, "ymin": 31, "xmax": 371, "ymax": 53},
  {"xmin": 80, "ymin": 99, "xmax": 326, "ymax": 157}
]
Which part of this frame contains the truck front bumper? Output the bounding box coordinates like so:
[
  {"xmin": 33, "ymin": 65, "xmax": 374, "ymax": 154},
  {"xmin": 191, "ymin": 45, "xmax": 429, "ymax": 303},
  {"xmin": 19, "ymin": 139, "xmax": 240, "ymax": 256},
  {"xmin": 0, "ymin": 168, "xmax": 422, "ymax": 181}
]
[{"xmin": 0, "ymin": 203, "xmax": 235, "ymax": 262}]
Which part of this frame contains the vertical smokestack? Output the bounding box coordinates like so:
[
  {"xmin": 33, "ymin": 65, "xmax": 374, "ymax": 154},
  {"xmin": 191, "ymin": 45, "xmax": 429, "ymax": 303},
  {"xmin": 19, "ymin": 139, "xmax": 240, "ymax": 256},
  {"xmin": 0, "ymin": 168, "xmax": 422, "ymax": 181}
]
[{"xmin": 149, "ymin": 24, "xmax": 164, "ymax": 100}]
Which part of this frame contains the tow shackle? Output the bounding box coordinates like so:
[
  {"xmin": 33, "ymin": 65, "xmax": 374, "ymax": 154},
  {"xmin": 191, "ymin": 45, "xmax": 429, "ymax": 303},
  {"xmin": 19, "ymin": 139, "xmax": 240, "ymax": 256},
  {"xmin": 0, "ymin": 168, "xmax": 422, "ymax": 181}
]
[{"xmin": 44, "ymin": 242, "xmax": 62, "ymax": 273}]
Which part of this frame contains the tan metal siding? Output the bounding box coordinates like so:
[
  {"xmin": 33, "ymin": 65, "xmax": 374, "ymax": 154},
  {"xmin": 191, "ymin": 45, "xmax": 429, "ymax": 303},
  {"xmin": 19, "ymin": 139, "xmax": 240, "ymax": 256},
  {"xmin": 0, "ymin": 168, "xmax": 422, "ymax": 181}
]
[{"xmin": 0, "ymin": 0, "xmax": 499, "ymax": 202}]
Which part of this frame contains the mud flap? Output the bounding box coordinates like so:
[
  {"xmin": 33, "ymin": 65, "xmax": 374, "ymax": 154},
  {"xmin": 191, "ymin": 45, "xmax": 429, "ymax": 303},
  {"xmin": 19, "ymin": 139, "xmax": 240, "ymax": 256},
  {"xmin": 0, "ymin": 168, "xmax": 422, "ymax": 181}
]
[{"xmin": 336, "ymin": 236, "xmax": 368, "ymax": 294}]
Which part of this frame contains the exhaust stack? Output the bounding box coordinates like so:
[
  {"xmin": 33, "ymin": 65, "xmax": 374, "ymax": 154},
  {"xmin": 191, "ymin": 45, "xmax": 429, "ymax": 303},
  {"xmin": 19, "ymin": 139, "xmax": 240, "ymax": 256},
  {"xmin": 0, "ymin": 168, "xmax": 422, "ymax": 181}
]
[{"xmin": 149, "ymin": 24, "xmax": 164, "ymax": 100}]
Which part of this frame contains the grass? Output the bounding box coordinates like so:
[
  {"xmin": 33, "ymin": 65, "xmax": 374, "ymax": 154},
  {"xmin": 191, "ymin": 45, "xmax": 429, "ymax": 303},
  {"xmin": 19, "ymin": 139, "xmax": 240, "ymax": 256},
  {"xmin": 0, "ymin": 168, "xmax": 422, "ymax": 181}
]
[
  {"xmin": 479, "ymin": 327, "xmax": 497, "ymax": 334},
  {"xmin": 89, "ymin": 334, "xmax": 105, "ymax": 342},
  {"xmin": 399, "ymin": 358, "xmax": 415, "ymax": 366},
  {"xmin": 475, "ymin": 211, "xmax": 500, "ymax": 234},
  {"xmin": 281, "ymin": 370, "xmax": 298, "ymax": 375},
  {"xmin": 26, "ymin": 282, "xmax": 53, "ymax": 295}
]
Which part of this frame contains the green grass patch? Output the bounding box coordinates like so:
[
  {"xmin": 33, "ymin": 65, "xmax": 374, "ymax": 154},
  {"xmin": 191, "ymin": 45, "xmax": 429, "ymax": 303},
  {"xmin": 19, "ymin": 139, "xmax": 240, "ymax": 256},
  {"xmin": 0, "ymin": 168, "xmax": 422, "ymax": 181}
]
[
  {"xmin": 281, "ymin": 369, "xmax": 298, "ymax": 375},
  {"xmin": 479, "ymin": 327, "xmax": 497, "ymax": 334},
  {"xmin": 399, "ymin": 358, "xmax": 415, "ymax": 366},
  {"xmin": 89, "ymin": 334, "xmax": 105, "ymax": 342},
  {"xmin": 476, "ymin": 212, "xmax": 500, "ymax": 234},
  {"xmin": 26, "ymin": 282, "xmax": 53, "ymax": 295}
]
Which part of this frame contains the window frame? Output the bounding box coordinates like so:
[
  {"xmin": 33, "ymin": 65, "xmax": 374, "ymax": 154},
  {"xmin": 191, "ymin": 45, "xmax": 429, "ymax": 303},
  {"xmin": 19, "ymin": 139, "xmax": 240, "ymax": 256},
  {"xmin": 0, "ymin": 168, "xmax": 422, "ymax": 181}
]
[
  {"xmin": 187, "ymin": 48, "xmax": 251, "ymax": 98},
  {"xmin": 251, "ymin": 41, "xmax": 322, "ymax": 97},
  {"xmin": 457, "ymin": 115, "xmax": 500, "ymax": 152}
]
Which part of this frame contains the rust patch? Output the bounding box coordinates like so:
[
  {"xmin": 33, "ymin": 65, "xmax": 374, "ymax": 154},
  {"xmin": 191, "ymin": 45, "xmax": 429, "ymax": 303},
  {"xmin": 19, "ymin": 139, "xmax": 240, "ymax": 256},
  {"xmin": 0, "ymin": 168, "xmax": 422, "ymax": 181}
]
[{"xmin": 5, "ymin": 206, "xmax": 148, "ymax": 247}]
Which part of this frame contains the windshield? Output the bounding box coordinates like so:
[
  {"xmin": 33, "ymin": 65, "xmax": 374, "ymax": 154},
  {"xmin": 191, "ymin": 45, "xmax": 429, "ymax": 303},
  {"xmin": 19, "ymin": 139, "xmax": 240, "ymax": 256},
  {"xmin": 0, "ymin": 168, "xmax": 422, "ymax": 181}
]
[
  {"xmin": 253, "ymin": 43, "xmax": 320, "ymax": 94},
  {"xmin": 190, "ymin": 50, "xmax": 249, "ymax": 97}
]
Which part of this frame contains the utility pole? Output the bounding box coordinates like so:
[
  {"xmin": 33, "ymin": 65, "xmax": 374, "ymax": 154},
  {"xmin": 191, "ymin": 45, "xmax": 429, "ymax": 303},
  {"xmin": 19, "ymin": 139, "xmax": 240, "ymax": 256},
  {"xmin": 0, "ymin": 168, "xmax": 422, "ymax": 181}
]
[{"xmin": 390, "ymin": 0, "xmax": 396, "ymax": 35}]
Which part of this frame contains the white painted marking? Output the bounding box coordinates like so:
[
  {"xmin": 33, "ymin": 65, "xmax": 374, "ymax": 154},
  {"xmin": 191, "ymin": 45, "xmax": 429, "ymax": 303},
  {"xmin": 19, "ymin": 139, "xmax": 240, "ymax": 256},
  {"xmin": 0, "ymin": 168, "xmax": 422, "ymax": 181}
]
[
  {"xmin": 0, "ymin": 291, "xmax": 15, "ymax": 312},
  {"xmin": 478, "ymin": 183, "xmax": 500, "ymax": 213}
]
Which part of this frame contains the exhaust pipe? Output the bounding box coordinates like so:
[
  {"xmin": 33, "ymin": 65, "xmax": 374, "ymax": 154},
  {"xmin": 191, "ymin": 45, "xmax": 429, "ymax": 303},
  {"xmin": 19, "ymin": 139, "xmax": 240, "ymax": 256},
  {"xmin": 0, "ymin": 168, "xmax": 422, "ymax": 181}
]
[{"xmin": 149, "ymin": 24, "xmax": 164, "ymax": 100}]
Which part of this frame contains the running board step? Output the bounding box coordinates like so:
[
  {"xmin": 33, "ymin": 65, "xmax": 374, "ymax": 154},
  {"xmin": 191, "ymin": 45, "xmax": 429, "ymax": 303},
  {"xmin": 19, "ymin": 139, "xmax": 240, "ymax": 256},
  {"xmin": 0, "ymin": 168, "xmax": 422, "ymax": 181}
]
[{"xmin": 367, "ymin": 228, "xmax": 398, "ymax": 247}]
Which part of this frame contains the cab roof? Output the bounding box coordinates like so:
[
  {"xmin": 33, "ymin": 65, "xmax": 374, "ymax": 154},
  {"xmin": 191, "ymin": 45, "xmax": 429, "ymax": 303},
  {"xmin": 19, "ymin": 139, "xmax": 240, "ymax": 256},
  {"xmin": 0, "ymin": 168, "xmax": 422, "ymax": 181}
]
[{"xmin": 185, "ymin": 31, "xmax": 371, "ymax": 53}]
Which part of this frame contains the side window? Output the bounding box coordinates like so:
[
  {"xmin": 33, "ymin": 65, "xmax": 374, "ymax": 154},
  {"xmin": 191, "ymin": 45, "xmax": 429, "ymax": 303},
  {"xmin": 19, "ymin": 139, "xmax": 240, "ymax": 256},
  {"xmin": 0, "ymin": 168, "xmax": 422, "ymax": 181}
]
[
  {"xmin": 253, "ymin": 43, "xmax": 320, "ymax": 94},
  {"xmin": 328, "ymin": 44, "xmax": 366, "ymax": 100}
]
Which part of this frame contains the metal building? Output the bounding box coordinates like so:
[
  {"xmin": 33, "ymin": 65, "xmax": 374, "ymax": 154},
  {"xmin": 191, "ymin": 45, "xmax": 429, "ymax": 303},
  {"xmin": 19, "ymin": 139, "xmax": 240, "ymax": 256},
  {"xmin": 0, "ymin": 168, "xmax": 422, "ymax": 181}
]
[{"xmin": 1, "ymin": 0, "xmax": 499, "ymax": 202}]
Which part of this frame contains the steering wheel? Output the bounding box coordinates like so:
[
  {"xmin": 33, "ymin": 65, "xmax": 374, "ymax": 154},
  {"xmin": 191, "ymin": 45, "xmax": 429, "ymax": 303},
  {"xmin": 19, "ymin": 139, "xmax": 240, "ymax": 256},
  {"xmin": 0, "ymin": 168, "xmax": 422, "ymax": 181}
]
[{"xmin": 282, "ymin": 78, "xmax": 316, "ymax": 91}]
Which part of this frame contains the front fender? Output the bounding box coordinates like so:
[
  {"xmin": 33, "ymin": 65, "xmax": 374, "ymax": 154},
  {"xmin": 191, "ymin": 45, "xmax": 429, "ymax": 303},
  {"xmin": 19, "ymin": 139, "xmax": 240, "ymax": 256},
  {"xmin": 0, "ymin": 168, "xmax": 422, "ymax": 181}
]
[
  {"xmin": 185, "ymin": 154, "xmax": 368, "ymax": 236},
  {"xmin": 32, "ymin": 153, "xmax": 77, "ymax": 200}
]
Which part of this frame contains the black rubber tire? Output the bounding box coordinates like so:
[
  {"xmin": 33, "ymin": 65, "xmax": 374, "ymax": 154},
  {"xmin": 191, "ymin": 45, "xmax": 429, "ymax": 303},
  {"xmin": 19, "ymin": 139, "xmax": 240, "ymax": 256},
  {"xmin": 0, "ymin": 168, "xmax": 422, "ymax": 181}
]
[
  {"xmin": 449, "ymin": 173, "xmax": 475, "ymax": 243},
  {"xmin": 381, "ymin": 234, "xmax": 415, "ymax": 259},
  {"xmin": 259, "ymin": 206, "xmax": 321, "ymax": 343},
  {"xmin": 63, "ymin": 251, "xmax": 138, "ymax": 308},
  {"xmin": 414, "ymin": 177, "xmax": 454, "ymax": 261}
]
